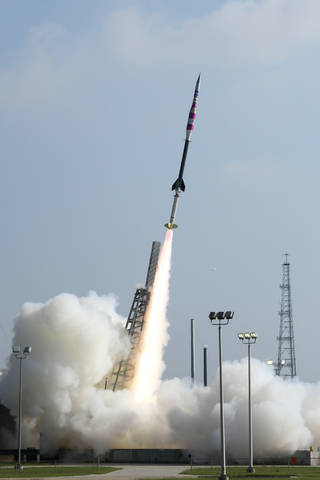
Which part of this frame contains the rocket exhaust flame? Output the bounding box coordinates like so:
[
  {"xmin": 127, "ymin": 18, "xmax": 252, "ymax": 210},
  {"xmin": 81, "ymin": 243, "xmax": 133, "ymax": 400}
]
[{"xmin": 132, "ymin": 230, "xmax": 173, "ymax": 402}]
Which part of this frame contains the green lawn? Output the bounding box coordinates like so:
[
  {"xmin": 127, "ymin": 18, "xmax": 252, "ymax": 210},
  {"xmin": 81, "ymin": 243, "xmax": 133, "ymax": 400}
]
[
  {"xmin": 0, "ymin": 465, "xmax": 120, "ymax": 477},
  {"xmin": 180, "ymin": 465, "xmax": 320, "ymax": 479}
]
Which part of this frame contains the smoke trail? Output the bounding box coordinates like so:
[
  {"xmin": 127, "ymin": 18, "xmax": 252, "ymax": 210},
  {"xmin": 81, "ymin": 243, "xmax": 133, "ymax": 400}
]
[{"xmin": 131, "ymin": 230, "xmax": 173, "ymax": 402}]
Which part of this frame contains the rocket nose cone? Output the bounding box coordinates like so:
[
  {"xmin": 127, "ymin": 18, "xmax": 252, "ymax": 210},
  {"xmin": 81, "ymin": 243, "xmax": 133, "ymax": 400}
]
[{"xmin": 195, "ymin": 73, "xmax": 201, "ymax": 91}]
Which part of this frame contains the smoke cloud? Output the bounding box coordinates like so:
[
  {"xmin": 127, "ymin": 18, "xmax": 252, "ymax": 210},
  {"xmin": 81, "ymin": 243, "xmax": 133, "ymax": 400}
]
[
  {"xmin": 0, "ymin": 287, "xmax": 320, "ymax": 457},
  {"xmin": 0, "ymin": 292, "xmax": 131, "ymax": 452}
]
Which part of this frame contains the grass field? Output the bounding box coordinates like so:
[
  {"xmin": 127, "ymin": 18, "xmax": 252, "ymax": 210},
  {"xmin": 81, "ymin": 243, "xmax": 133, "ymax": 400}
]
[
  {"xmin": 180, "ymin": 465, "xmax": 320, "ymax": 479},
  {"xmin": 0, "ymin": 465, "xmax": 120, "ymax": 477},
  {"xmin": 0, "ymin": 464, "xmax": 319, "ymax": 480}
]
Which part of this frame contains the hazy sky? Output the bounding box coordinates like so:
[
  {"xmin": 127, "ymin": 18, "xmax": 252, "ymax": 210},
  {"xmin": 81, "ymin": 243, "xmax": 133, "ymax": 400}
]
[{"xmin": 1, "ymin": 0, "xmax": 320, "ymax": 382}]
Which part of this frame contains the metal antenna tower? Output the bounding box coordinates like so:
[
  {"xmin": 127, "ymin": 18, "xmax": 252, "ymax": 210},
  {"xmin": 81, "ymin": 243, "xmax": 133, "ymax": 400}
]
[
  {"xmin": 108, "ymin": 241, "xmax": 161, "ymax": 391},
  {"xmin": 275, "ymin": 253, "xmax": 297, "ymax": 378}
]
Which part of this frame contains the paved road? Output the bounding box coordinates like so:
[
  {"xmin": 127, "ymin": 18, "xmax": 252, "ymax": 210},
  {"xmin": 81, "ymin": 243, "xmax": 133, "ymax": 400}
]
[{"xmin": 104, "ymin": 464, "xmax": 196, "ymax": 479}]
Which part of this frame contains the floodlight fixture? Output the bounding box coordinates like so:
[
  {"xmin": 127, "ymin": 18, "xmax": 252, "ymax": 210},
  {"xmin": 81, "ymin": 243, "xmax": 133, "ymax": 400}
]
[
  {"xmin": 12, "ymin": 346, "xmax": 21, "ymax": 354},
  {"xmin": 23, "ymin": 346, "xmax": 32, "ymax": 355},
  {"xmin": 267, "ymin": 360, "xmax": 273, "ymax": 365},
  {"xmin": 238, "ymin": 332, "xmax": 257, "ymax": 345},
  {"xmin": 209, "ymin": 311, "xmax": 234, "ymax": 327}
]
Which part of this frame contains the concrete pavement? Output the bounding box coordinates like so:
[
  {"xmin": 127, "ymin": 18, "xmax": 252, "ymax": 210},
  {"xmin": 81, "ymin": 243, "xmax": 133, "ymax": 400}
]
[{"xmin": 103, "ymin": 464, "xmax": 195, "ymax": 479}]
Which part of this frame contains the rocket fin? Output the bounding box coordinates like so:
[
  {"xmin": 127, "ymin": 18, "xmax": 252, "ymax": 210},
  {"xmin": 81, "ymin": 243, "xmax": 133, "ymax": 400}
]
[{"xmin": 171, "ymin": 178, "xmax": 185, "ymax": 192}]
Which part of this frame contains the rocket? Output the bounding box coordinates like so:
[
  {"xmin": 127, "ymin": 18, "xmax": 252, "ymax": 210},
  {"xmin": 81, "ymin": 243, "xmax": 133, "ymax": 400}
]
[{"xmin": 165, "ymin": 74, "xmax": 201, "ymax": 229}]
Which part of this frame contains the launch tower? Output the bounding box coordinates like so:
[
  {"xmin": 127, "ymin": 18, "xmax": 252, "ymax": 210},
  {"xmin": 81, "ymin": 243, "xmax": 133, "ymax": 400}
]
[
  {"xmin": 109, "ymin": 241, "xmax": 161, "ymax": 391},
  {"xmin": 275, "ymin": 254, "xmax": 297, "ymax": 378}
]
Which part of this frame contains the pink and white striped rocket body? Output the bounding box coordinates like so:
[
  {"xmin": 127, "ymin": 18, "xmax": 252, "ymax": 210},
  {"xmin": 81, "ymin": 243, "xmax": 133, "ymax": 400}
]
[{"xmin": 186, "ymin": 74, "xmax": 200, "ymax": 141}]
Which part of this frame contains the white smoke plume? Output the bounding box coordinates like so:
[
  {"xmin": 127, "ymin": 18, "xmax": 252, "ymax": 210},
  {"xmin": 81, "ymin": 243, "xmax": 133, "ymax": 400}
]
[
  {"xmin": 1, "ymin": 287, "xmax": 320, "ymax": 457},
  {"xmin": 0, "ymin": 291, "xmax": 131, "ymax": 452}
]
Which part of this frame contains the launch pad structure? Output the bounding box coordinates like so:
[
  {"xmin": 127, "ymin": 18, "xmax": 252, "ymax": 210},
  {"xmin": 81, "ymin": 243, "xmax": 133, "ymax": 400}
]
[
  {"xmin": 109, "ymin": 241, "xmax": 161, "ymax": 391},
  {"xmin": 275, "ymin": 254, "xmax": 297, "ymax": 378}
]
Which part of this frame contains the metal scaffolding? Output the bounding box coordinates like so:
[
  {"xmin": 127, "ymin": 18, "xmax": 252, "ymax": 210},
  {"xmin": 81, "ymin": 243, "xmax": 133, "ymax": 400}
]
[
  {"xmin": 275, "ymin": 254, "xmax": 297, "ymax": 378},
  {"xmin": 109, "ymin": 241, "xmax": 161, "ymax": 391}
]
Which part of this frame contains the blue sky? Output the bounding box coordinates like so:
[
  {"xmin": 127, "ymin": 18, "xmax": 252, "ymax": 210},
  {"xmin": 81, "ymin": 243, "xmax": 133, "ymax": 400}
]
[{"xmin": 1, "ymin": 0, "xmax": 320, "ymax": 382}]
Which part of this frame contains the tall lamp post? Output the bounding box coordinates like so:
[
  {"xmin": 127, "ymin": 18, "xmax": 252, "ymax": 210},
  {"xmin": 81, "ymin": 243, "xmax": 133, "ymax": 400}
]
[
  {"xmin": 203, "ymin": 345, "xmax": 208, "ymax": 387},
  {"xmin": 190, "ymin": 318, "xmax": 195, "ymax": 385},
  {"xmin": 12, "ymin": 345, "xmax": 32, "ymax": 470},
  {"xmin": 237, "ymin": 332, "xmax": 257, "ymax": 473},
  {"xmin": 209, "ymin": 311, "xmax": 234, "ymax": 480}
]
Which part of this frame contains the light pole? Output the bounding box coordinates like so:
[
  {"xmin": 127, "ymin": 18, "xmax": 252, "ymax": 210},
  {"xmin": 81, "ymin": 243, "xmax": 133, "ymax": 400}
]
[
  {"xmin": 209, "ymin": 311, "xmax": 234, "ymax": 480},
  {"xmin": 203, "ymin": 345, "xmax": 208, "ymax": 387},
  {"xmin": 238, "ymin": 332, "xmax": 257, "ymax": 473},
  {"xmin": 190, "ymin": 318, "xmax": 195, "ymax": 385},
  {"xmin": 12, "ymin": 345, "xmax": 32, "ymax": 470}
]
